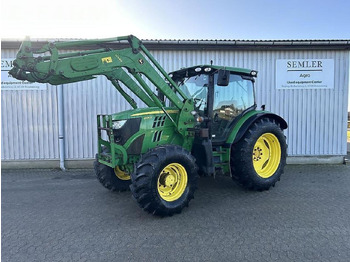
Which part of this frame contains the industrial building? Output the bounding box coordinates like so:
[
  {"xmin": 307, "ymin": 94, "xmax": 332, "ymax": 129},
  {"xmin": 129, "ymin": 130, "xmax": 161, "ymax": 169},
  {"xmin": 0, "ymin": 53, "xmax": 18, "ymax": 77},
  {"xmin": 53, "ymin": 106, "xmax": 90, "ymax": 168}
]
[{"xmin": 1, "ymin": 39, "xmax": 349, "ymax": 168}]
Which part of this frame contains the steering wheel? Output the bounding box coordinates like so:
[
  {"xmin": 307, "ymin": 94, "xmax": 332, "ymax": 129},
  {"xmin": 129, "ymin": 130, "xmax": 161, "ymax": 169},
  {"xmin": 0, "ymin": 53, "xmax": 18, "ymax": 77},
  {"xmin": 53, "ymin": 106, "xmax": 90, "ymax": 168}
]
[
  {"xmin": 214, "ymin": 113, "xmax": 219, "ymax": 122},
  {"xmin": 192, "ymin": 85, "xmax": 207, "ymax": 109},
  {"xmin": 193, "ymin": 97, "xmax": 206, "ymax": 110}
]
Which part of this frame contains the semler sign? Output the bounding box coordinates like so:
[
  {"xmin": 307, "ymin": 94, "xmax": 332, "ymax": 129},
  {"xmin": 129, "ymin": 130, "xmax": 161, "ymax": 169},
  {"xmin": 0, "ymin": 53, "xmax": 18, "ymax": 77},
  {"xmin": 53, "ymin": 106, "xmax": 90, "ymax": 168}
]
[
  {"xmin": 1, "ymin": 59, "xmax": 47, "ymax": 91},
  {"xmin": 276, "ymin": 59, "xmax": 334, "ymax": 89}
]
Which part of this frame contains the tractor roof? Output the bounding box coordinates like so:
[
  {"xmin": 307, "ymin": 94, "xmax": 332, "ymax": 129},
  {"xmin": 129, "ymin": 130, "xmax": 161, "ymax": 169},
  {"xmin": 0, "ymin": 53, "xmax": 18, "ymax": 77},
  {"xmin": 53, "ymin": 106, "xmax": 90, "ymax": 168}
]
[{"xmin": 170, "ymin": 65, "xmax": 257, "ymax": 79}]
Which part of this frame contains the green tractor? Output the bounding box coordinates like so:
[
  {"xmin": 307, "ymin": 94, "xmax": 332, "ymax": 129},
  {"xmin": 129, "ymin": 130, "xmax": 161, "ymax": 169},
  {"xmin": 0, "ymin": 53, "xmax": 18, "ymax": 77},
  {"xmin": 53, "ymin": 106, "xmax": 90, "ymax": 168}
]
[{"xmin": 10, "ymin": 35, "xmax": 287, "ymax": 216}]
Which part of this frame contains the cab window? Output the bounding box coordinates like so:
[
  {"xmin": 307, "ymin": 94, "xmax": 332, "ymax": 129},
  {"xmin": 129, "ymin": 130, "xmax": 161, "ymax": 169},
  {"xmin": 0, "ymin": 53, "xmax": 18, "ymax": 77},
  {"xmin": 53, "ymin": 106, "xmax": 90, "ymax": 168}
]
[
  {"xmin": 213, "ymin": 74, "xmax": 254, "ymax": 120},
  {"xmin": 212, "ymin": 73, "xmax": 255, "ymax": 141}
]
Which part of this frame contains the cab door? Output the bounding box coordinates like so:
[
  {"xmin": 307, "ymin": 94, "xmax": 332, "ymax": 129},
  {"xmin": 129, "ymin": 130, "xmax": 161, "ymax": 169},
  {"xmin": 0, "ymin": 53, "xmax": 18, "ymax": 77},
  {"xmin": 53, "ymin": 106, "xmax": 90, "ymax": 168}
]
[{"xmin": 211, "ymin": 73, "xmax": 255, "ymax": 144}]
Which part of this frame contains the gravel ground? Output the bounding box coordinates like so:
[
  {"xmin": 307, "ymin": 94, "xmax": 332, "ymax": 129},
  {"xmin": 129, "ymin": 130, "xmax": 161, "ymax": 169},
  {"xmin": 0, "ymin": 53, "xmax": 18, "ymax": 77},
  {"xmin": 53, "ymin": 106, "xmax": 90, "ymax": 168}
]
[{"xmin": 2, "ymin": 164, "xmax": 350, "ymax": 262}]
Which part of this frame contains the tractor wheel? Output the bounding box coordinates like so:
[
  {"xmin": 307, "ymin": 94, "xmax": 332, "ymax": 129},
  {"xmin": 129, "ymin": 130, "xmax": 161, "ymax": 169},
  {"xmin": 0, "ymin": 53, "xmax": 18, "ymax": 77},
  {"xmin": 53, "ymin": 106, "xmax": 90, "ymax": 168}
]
[
  {"xmin": 230, "ymin": 118, "xmax": 287, "ymax": 191},
  {"xmin": 94, "ymin": 154, "xmax": 131, "ymax": 192},
  {"xmin": 130, "ymin": 145, "xmax": 198, "ymax": 216}
]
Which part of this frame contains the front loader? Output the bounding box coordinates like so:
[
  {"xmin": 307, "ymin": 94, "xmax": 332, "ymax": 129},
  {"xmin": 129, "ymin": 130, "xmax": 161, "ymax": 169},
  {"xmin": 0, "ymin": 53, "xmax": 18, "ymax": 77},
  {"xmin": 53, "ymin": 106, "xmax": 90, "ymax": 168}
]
[{"xmin": 10, "ymin": 35, "xmax": 288, "ymax": 216}]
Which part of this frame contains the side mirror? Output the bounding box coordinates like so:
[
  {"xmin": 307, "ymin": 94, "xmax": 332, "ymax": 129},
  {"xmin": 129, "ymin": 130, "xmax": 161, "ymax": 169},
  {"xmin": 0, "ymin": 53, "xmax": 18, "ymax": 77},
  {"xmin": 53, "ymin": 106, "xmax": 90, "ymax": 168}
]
[{"xmin": 217, "ymin": 70, "xmax": 230, "ymax": 86}]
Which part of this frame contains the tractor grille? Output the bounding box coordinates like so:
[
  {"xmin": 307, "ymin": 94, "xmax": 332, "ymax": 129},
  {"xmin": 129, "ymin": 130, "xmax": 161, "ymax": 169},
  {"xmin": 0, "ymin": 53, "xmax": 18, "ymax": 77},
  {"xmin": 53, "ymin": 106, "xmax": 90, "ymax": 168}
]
[
  {"xmin": 113, "ymin": 118, "xmax": 141, "ymax": 145},
  {"xmin": 126, "ymin": 134, "xmax": 145, "ymax": 155}
]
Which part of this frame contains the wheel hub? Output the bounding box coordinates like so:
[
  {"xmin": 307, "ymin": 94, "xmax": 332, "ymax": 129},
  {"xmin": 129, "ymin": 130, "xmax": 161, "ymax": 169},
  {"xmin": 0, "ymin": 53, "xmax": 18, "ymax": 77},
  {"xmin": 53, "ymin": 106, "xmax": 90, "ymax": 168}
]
[
  {"xmin": 114, "ymin": 166, "xmax": 131, "ymax": 181},
  {"xmin": 157, "ymin": 163, "xmax": 188, "ymax": 202},
  {"xmin": 252, "ymin": 133, "xmax": 281, "ymax": 178},
  {"xmin": 165, "ymin": 174, "xmax": 175, "ymax": 186},
  {"xmin": 253, "ymin": 147, "xmax": 263, "ymax": 160}
]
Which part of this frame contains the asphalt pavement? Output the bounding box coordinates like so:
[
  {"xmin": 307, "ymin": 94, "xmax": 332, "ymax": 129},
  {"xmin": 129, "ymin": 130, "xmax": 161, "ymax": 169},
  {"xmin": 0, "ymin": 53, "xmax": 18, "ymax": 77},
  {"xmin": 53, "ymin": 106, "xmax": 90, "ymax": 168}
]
[{"xmin": 2, "ymin": 164, "xmax": 350, "ymax": 262}]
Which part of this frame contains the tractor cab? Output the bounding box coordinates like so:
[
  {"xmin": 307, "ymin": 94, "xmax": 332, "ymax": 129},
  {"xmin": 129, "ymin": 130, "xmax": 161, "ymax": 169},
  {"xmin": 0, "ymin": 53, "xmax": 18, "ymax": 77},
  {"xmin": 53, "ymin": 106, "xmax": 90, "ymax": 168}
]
[{"xmin": 170, "ymin": 65, "xmax": 258, "ymax": 143}]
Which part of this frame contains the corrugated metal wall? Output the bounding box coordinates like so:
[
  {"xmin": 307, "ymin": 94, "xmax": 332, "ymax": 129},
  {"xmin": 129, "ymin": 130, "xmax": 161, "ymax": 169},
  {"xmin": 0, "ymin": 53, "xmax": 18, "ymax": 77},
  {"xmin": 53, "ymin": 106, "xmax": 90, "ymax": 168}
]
[
  {"xmin": 2, "ymin": 49, "xmax": 59, "ymax": 160},
  {"xmin": 1, "ymin": 48, "xmax": 349, "ymax": 160},
  {"xmin": 153, "ymin": 49, "xmax": 349, "ymax": 156}
]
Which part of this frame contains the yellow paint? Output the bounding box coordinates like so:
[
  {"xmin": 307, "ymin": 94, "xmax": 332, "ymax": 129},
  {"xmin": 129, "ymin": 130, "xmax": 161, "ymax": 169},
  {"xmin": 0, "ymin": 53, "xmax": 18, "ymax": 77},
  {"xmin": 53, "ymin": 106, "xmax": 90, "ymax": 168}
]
[
  {"xmin": 157, "ymin": 163, "xmax": 188, "ymax": 202},
  {"xmin": 115, "ymin": 54, "xmax": 123, "ymax": 62},
  {"xmin": 101, "ymin": 57, "xmax": 113, "ymax": 63},
  {"xmin": 252, "ymin": 133, "xmax": 281, "ymax": 178},
  {"xmin": 114, "ymin": 166, "xmax": 130, "ymax": 180},
  {"xmin": 131, "ymin": 110, "xmax": 178, "ymax": 117}
]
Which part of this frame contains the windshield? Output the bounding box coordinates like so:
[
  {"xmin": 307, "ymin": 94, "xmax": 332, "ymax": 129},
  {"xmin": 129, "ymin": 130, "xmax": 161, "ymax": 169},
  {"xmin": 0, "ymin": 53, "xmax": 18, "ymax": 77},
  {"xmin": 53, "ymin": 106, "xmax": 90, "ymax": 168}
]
[{"xmin": 178, "ymin": 74, "xmax": 208, "ymax": 111}]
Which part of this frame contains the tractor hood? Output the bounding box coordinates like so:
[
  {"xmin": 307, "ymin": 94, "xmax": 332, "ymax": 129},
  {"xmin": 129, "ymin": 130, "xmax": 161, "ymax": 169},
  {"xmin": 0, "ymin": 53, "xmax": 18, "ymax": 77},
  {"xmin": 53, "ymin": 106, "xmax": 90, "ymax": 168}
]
[{"xmin": 110, "ymin": 107, "xmax": 179, "ymax": 121}]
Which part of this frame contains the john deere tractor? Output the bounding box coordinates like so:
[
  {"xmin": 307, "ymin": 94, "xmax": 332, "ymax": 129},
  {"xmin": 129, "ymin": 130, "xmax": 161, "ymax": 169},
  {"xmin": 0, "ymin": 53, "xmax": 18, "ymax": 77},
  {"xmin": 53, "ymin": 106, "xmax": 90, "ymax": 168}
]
[{"xmin": 10, "ymin": 35, "xmax": 287, "ymax": 216}]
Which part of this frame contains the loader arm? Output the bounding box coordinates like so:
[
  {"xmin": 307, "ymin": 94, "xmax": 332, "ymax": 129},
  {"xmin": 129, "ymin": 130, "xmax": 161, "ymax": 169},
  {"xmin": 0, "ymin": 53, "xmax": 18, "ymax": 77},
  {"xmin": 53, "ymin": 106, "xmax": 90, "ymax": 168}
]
[{"xmin": 9, "ymin": 35, "xmax": 194, "ymax": 130}]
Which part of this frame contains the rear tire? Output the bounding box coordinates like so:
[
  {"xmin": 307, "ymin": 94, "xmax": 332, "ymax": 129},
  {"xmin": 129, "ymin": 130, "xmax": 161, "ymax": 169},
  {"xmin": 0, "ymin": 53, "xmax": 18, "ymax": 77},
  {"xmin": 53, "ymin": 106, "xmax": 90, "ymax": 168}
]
[
  {"xmin": 230, "ymin": 118, "xmax": 287, "ymax": 191},
  {"xmin": 130, "ymin": 145, "xmax": 198, "ymax": 216}
]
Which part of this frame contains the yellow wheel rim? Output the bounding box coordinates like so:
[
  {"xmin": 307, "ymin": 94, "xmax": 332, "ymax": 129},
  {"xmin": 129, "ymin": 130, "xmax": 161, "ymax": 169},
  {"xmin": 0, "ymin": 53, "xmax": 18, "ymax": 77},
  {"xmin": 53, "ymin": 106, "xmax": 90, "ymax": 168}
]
[
  {"xmin": 157, "ymin": 163, "xmax": 188, "ymax": 202},
  {"xmin": 252, "ymin": 133, "xmax": 281, "ymax": 178},
  {"xmin": 114, "ymin": 166, "xmax": 131, "ymax": 181}
]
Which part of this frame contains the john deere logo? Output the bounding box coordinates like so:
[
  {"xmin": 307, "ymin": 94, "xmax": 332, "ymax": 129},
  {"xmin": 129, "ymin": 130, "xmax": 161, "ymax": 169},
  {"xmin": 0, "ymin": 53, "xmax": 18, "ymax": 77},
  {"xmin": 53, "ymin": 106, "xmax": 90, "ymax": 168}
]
[
  {"xmin": 101, "ymin": 57, "xmax": 113, "ymax": 64},
  {"xmin": 138, "ymin": 59, "xmax": 144, "ymax": 64}
]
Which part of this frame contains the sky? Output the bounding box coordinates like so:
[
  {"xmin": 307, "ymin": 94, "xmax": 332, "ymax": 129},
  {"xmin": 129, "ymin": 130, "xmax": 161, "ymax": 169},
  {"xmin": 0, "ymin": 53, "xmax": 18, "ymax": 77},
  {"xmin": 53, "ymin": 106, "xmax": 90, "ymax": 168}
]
[
  {"xmin": 1, "ymin": 0, "xmax": 350, "ymax": 40},
  {"xmin": 1, "ymin": 0, "xmax": 350, "ymax": 110}
]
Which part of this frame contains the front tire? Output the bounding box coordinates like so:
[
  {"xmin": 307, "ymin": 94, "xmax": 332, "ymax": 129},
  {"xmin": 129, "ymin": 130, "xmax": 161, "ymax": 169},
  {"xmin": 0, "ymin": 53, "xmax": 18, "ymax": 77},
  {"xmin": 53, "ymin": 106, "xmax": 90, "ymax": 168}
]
[
  {"xmin": 94, "ymin": 155, "xmax": 131, "ymax": 192},
  {"xmin": 130, "ymin": 145, "xmax": 198, "ymax": 216},
  {"xmin": 230, "ymin": 118, "xmax": 287, "ymax": 191}
]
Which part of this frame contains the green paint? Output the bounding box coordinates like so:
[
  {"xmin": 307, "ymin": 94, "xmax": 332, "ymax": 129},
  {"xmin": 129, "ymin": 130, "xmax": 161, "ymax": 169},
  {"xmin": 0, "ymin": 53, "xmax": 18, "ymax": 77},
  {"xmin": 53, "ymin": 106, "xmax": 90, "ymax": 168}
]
[{"xmin": 226, "ymin": 110, "xmax": 263, "ymax": 144}]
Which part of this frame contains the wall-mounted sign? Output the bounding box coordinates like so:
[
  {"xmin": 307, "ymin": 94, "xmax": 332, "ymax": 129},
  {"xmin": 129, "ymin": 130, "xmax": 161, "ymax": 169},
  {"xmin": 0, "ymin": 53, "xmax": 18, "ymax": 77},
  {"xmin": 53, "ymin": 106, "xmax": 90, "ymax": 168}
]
[
  {"xmin": 1, "ymin": 59, "xmax": 47, "ymax": 91},
  {"xmin": 276, "ymin": 59, "xmax": 334, "ymax": 89}
]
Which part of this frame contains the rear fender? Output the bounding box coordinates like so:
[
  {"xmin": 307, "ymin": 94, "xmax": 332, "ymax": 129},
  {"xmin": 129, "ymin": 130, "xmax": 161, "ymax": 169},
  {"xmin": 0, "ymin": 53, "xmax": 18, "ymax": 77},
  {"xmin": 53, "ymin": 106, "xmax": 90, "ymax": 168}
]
[{"xmin": 227, "ymin": 112, "xmax": 288, "ymax": 145}]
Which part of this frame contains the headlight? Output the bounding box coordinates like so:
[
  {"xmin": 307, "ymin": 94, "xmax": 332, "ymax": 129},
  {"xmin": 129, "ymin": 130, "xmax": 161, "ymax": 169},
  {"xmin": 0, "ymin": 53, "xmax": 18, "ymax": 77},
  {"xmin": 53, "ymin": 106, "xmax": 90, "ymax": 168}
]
[{"xmin": 112, "ymin": 120, "xmax": 127, "ymax": 129}]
